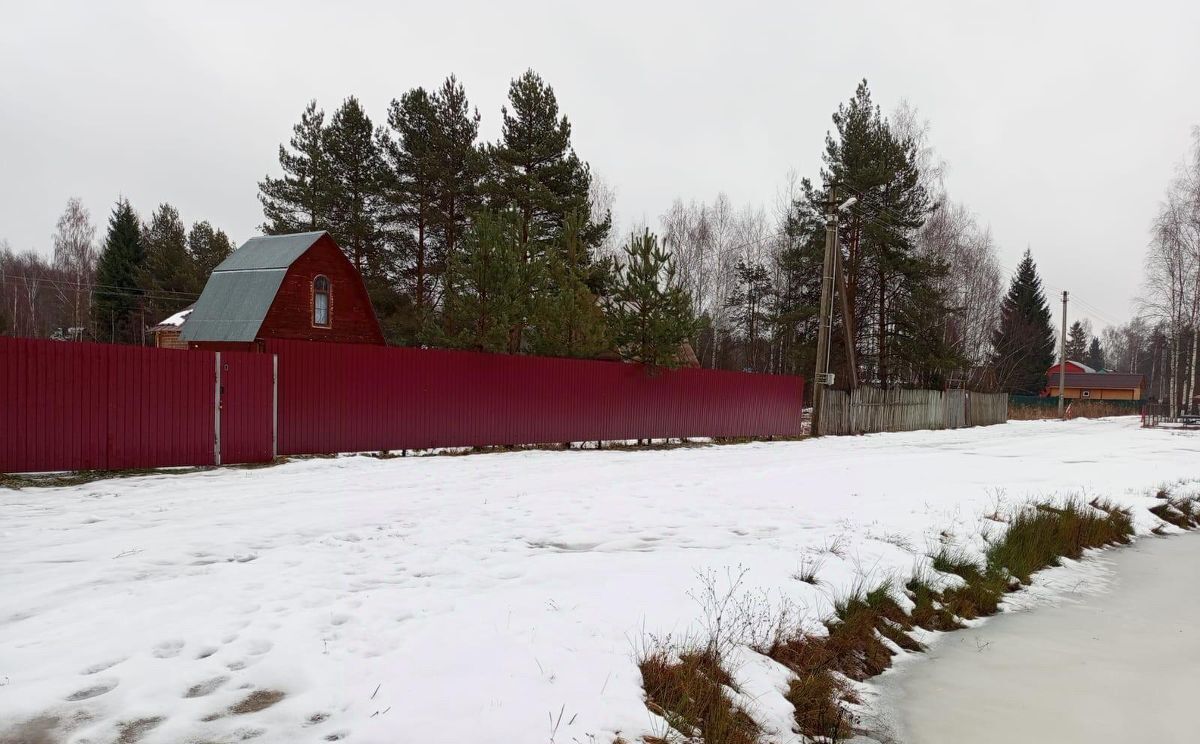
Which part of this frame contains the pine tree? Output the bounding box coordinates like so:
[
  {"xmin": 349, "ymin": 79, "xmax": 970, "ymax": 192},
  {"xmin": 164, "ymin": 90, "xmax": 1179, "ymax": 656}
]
[
  {"xmin": 486, "ymin": 71, "xmax": 612, "ymax": 348},
  {"xmin": 1065, "ymin": 320, "xmax": 1089, "ymax": 362},
  {"xmin": 1086, "ymin": 336, "xmax": 1106, "ymax": 371},
  {"xmin": 605, "ymin": 230, "xmax": 694, "ymax": 368},
  {"xmin": 323, "ymin": 97, "xmax": 387, "ymax": 274},
  {"xmin": 439, "ymin": 210, "xmax": 526, "ymax": 353},
  {"xmin": 784, "ymin": 80, "xmax": 941, "ymax": 387},
  {"xmin": 990, "ymin": 249, "xmax": 1056, "ymax": 394},
  {"xmin": 138, "ymin": 204, "xmax": 195, "ymax": 322},
  {"xmin": 526, "ymin": 212, "xmax": 611, "ymax": 358},
  {"xmin": 259, "ymin": 101, "xmax": 330, "ymax": 233},
  {"xmin": 187, "ymin": 221, "xmax": 233, "ymax": 282},
  {"xmin": 428, "ymin": 75, "xmax": 486, "ymax": 268},
  {"xmin": 381, "ymin": 87, "xmax": 440, "ymax": 329},
  {"xmin": 91, "ymin": 199, "xmax": 145, "ymax": 343}
]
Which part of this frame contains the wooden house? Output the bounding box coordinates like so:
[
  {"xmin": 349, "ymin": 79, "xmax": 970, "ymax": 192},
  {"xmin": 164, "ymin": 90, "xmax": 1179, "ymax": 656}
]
[{"xmin": 181, "ymin": 232, "xmax": 384, "ymax": 351}]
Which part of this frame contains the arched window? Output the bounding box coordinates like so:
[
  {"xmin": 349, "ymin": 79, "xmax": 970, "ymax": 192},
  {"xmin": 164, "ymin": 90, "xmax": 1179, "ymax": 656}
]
[{"xmin": 313, "ymin": 275, "xmax": 330, "ymax": 327}]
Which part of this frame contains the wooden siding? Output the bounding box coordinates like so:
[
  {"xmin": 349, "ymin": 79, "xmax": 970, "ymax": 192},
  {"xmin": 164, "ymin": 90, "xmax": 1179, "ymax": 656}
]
[
  {"xmin": 818, "ymin": 387, "xmax": 1008, "ymax": 435},
  {"xmin": 153, "ymin": 328, "xmax": 186, "ymax": 349},
  {"xmin": 1056, "ymin": 386, "xmax": 1141, "ymax": 401},
  {"xmin": 257, "ymin": 234, "xmax": 384, "ymax": 346}
]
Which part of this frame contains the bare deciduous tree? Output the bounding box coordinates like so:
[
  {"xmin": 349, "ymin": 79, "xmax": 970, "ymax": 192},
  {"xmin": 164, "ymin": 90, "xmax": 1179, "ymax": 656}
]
[{"xmin": 51, "ymin": 197, "xmax": 98, "ymax": 339}]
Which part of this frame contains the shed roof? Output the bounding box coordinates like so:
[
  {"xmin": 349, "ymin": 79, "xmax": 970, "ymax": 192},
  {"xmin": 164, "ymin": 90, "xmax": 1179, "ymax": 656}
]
[
  {"xmin": 1056, "ymin": 373, "xmax": 1145, "ymax": 389},
  {"xmin": 151, "ymin": 304, "xmax": 194, "ymax": 331},
  {"xmin": 181, "ymin": 232, "xmax": 326, "ymax": 343}
]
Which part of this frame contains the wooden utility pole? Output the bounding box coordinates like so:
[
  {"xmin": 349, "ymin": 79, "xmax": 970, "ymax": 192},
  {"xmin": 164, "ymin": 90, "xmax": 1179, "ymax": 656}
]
[
  {"xmin": 811, "ymin": 191, "xmax": 838, "ymax": 436},
  {"xmin": 1058, "ymin": 290, "xmax": 1068, "ymax": 418}
]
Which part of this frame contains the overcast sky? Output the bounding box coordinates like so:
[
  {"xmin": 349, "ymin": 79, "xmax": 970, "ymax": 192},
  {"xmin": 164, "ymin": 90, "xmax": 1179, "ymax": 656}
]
[{"xmin": 3, "ymin": 0, "xmax": 1198, "ymax": 332}]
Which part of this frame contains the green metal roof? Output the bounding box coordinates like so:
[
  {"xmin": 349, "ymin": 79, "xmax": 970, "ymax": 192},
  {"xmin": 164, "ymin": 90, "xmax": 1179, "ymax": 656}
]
[
  {"xmin": 181, "ymin": 232, "xmax": 326, "ymax": 343},
  {"xmin": 213, "ymin": 231, "xmax": 325, "ymax": 271}
]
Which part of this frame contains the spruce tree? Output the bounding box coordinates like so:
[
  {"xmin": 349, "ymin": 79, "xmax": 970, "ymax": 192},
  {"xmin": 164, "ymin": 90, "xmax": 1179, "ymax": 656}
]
[
  {"xmin": 259, "ymin": 101, "xmax": 330, "ymax": 233},
  {"xmin": 605, "ymin": 230, "xmax": 694, "ymax": 368},
  {"xmin": 1087, "ymin": 337, "xmax": 1106, "ymax": 371},
  {"xmin": 138, "ymin": 203, "xmax": 195, "ymax": 322},
  {"xmin": 187, "ymin": 221, "xmax": 233, "ymax": 282},
  {"xmin": 526, "ymin": 212, "xmax": 611, "ymax": 358},
  {"xmin": 1065, "ymin": 321, "xmax": 1089, "ymax": 362},
  {"xmin": 91, "ymin": 199, "xmax": 145, "ymax": 343},
  {"xmin": 990, "ymin": 249, "xmax": 1056, "ymax": 394},
  {"xmin": 439, "ymin": 210, "xmax": 526, "ymax": 353}
]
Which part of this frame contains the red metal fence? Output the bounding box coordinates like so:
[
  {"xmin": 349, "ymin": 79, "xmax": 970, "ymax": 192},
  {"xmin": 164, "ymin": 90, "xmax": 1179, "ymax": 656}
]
[
  {"xmin": 2, "ymin": 336, "xmax": 804, "ymax": 473},
  {"xmin": 1, "ymin": 336, "xmax": 216, "ymax": 472},
  {"xmin": 266, "ymin": 340, "xmax": 804, "ymax": 455}
]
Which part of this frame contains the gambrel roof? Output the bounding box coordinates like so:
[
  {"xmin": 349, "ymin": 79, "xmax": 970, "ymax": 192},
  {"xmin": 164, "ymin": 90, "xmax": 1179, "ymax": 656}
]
[{"xmin": 181, "ymin": 232, "xmax": 326, "ymax": 343}]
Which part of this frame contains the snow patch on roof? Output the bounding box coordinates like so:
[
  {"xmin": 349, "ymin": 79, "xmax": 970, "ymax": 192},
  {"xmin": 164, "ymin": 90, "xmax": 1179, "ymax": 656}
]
[{"xmin": 152, "ymin": 305, "xmax": 194, "ymax": 330}]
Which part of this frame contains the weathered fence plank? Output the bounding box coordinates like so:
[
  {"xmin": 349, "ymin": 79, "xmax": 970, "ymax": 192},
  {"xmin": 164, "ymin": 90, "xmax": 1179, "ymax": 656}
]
[{"xmin": 818, "ymin": 387, "xmax": 1008, "ymax": 436}]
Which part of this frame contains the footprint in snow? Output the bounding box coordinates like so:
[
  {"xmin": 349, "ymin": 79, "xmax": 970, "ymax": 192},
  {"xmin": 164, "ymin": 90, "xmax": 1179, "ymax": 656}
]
[
  {"xmin": 81, "ymin": 658, "xmax": 124, "ymax": 675},
  {"xmin": 152, "ymin": 640, "xmax": 185, "ymax": 658},
  {"xmin": 184, "ymin": 676, "xmax": 230, "ymax": 698},
  {"xmin": 65, "ymin": 678, "xmax": 118, "ymax": 701}
]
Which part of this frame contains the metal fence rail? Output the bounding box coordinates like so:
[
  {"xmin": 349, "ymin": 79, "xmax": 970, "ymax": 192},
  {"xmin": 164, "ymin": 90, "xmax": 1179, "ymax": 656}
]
[{"xmin": 818, "ymin": 387, "xmax": 1008, "ymax": 436}]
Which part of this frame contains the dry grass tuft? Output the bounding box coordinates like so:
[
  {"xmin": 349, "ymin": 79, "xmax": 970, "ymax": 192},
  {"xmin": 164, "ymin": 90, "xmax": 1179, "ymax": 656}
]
[
  {"xmin": 638, "ymin": 647, "xmax": 760, "ymax": 744},
  {"xmin": 636, "ymin": 494, "xmax": 1185, "ymax": 743}
]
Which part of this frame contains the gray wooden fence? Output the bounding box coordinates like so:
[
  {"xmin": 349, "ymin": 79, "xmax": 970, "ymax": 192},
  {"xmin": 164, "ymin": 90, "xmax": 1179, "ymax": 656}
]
[{"xmin": 818, "ymin": 387, "xmax": 1008, "ymax": 436}]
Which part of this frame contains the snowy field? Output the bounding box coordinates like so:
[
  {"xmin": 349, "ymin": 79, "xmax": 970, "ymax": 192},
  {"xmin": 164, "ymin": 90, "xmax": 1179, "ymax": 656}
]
[{"xmin": 2, "ymin": 418, "xmax": 1198, "ymax": 744}]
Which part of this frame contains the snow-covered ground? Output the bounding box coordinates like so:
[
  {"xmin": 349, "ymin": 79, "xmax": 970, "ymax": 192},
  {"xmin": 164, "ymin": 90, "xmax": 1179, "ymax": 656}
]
[{"xmin": 1, "ymin": 418, "xmax": 1197, "ymax": 744}]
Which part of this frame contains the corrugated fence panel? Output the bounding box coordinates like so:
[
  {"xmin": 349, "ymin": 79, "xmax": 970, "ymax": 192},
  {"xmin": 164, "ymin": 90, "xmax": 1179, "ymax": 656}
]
[
  {"xmin": 266, "ymin": 340, "xmax": 804, "ymax": 455},
  {"xmin": 1, "ymin": 336, "xmax": 217, "ymax": 473},
  {"xmin": 219, "ymin": 350, "xmax": 275, "ymax": 465}
]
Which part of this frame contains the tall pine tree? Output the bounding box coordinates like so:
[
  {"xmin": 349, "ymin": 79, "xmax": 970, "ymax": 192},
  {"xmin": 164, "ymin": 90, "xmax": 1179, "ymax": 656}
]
[
  {"xmin": 486, "ymin": 70, "xmax": 610, "ymax": 347},
  {"xmin": 429, "ymin": 76, "xmax": 485, "ymax": 271},
  {"xmin": 138, "ymin": 203, "xmax": 195, "ymax": 322},
  {"xmin": 259, "ymin": 101, "xmax": 330, "ymax": 233},
  {"xmin": 382, "ymin": 87, "xmax": 440, "ymax": 330},
  {"xmin": 92, "ymin": 199, "xmax": 145, "ymax": 343},
  {"xmin": 991, "ymin": 249, "xmax": 1056, "ymax": 394}
]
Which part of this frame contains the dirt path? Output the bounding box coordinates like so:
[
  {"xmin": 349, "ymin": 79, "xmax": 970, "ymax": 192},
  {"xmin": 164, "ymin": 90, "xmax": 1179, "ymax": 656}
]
[{"xmin": 878, "ymin": 531, "xmax": 1200, "ymax": 743}]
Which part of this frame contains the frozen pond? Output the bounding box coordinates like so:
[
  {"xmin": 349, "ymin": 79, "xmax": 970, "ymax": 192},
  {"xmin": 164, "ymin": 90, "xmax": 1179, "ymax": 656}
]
[{"xmin": 876, "ymin": 531, "xmax": 1200, "ymax": 744}]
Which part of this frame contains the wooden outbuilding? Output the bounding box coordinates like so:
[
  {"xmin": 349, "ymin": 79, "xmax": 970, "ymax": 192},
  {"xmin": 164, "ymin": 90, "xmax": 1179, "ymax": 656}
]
[
  {"xmin": 181, "ymin": 232, "xmax": 384, "ymax": 351},
  {"xmin": 148, "ymin": 304, "xmax": 194, "ymax": 349}
]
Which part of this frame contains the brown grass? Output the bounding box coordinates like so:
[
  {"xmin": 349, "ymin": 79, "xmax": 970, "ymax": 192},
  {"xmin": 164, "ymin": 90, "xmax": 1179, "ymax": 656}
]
[
  {"xmin": 638, "ymin": 496, "xmax": 1158, "ymax": 743},
  {"xmin": 638, "ymin": 647, "xmax": 760, "ymax": 744}
]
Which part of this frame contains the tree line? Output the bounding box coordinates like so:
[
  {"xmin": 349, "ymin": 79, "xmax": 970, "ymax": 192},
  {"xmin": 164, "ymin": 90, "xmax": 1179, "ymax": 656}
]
[
  {"xmin": 0, "ymin": 198, "xmax": 232, "ymax": 343},
  {"xmin": 11, "ymin": 72, "xmax": 1179, "ymax": 398}
]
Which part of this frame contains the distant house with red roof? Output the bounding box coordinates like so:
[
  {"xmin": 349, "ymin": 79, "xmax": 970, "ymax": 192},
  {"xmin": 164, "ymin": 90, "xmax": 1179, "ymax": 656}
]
[{"xmin": 1046, "ymin": 360, "xmax": 1144, "ymax": 401}]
